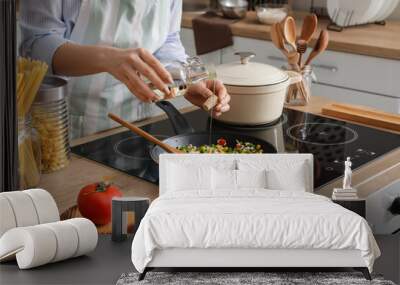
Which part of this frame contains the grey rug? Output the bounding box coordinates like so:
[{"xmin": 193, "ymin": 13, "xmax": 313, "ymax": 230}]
[{"xmin": 116, "ymin": 272, "xmax": 395, "ymax": 285}]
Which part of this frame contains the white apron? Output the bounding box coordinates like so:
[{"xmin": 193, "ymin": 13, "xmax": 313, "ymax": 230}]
[{"xmin": 68, "ymin": 0, "xmax": 173, "ymax": 139}]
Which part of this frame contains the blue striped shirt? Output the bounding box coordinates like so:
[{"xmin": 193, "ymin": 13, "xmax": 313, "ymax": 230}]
[{"xmin": 19, "ymin": 0, "xmax": 187, "ymax": 74}]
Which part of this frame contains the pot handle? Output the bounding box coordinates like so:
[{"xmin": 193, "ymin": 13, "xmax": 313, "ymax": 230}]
[
  {"xmin": 234, "ymin": 52, "xmax": 255, "ymax": 64},
  {"xmin": 155, "ymin": 101, "xmax": 195, "ymax": 135},
  {"xmin": 286, "ymin": 71, "xmax": 303, "ymax": 85}
]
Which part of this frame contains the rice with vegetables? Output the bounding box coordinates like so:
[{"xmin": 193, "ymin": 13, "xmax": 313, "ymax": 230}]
[{"xmin": 176, "ymin": 138, "xmax": 263, "ymax": 154}]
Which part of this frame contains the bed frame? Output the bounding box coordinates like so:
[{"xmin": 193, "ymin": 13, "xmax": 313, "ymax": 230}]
[
  {"xmin": 138, "ymin": 154, "xmax": 372, "ymax": 281},
  {"xmin": 140, "ymin": 248, "xmax": 371, "ymax": 280}
]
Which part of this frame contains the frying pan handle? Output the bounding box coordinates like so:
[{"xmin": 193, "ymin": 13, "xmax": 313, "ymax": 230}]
[{"xmin": 155, "ymin": 101, "xmax": 195, "ymax": 135}]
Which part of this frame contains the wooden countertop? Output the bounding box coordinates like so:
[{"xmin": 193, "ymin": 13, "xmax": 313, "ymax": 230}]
[
  {"xmin": 182, "ymin": 11, "xmax": 400, "ymax": 60},
  {"xmin": 38, "ymin": 96, "xmax": 400, "ymax": 213}
]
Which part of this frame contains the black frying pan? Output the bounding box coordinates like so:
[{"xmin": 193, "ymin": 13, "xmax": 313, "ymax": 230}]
[{"xmin": 150, "ymin": 101, "xmax": 277, "ymax": 163}]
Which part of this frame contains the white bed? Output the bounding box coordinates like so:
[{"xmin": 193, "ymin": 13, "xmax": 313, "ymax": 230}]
[{"xmin": 131, "ymin": 154, "xmax": 380, "ymax": 280}]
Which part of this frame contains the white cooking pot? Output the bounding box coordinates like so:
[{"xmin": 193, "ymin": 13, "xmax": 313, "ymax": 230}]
[{"xmin": 216, "ymin": 52, "xmax": 300, "ymax": 125}]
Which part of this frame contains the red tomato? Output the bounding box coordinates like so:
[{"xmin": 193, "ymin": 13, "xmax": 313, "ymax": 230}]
[
  {"xmin": 77, "ymin": 182, "xmax": 122, "ymax": 225},
  {"xmin": 217, "ymin": 138, "xmax": 227, "ymax": 146}
]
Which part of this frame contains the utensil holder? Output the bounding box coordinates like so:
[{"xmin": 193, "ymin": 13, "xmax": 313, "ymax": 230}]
[{"xmin": 285, "ymin": 65, "xmax": 314, "ymax": 106}]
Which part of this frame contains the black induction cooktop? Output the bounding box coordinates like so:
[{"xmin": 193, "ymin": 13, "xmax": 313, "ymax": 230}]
[{"xmin": 72, "ymin": 108, "xmax": 400, "ymax": 190}]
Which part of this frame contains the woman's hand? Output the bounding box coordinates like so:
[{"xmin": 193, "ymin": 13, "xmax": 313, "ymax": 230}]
[
  {"xmin": 53, "ymin": 44, "xmax": 172, "ymax": 102},
  {"xmin": 105, "ymin": 47, "xmax": 173, "ymax": 102},
  {"xmin": 184, "ymin": 79, "xmax": 230, "ymax": 116}
]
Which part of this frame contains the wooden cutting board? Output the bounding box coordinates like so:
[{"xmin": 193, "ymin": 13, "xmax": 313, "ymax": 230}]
[
  {"xmin": 321, "ymin": 103, "xmax": 400, "ymax": 132},
  {"xmin": 60, "ymin": 206, "xmax": 135, "ymax": 234}
]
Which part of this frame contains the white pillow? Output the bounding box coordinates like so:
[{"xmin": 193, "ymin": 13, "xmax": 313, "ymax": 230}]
[
  {"xmin": 236, "ymin": 169, "xmax": 267, "ymax": 189},
  {"xmin": 167, "ymin": 163, "xmax": 212, "ymax": 191},
  {"xmin": 212, "ymin": 168, "xmax": 237, "ymax": 190},
  {"xmin": 266, "ymin": 161, "xmax": 308, "ymax": 191}
]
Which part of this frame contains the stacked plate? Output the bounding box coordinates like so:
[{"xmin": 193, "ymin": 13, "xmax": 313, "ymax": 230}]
[{"xmin": 328, "ymin": 0, "xmax": 399, "ymax": 27}]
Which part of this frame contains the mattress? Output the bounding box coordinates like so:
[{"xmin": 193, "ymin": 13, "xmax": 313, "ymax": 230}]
[{"xmin": 131, "ymin": 190, "xmax": 380, "ymax": 273}]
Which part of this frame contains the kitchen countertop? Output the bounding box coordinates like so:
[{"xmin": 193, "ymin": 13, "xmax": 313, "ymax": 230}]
[
  {"xmin": 181, "ymin": 11, "xmax": 400, "ymax": 60},
  {"xmin": 37, "ymin": 96, "xmax": 400, "ymax": 214}
]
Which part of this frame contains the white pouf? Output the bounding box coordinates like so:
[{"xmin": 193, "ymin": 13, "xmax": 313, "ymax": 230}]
[
  {"xmin": 0, "ymin": 219, "xmax": 98, "ymax": 269},
  {"xmin": 0, "ymin": 226, "xmax": 57, "ymax": 268},
  {"xmin": 24, "ymin": 189, "xmax": 60, "ymax": 224},
  {"xmin": 0, "ymin": 196, "xmax": 17, "ymax": 237},
  {"xmin": 65, "ymin": 218, "xmax": 98, "ymax": 257},
  {"xmin": 0, "ymin": 189, "xmax": 60, "ymax": 237},
  {"xmin": 1, "ymin": 191, "xmax": 39, "ymax": 227},
  {"xmin": 42, "ymin": 221, "xmax": 79, "ymax": 262},
  {"xmin": 0, "ymin": 189, "xmax": 98, "ymax": 269}
]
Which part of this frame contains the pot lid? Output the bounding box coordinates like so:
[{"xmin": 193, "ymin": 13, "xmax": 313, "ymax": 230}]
[{"xmin": 216, "ymin": 52, "xmax": 288, "ymax": 86}]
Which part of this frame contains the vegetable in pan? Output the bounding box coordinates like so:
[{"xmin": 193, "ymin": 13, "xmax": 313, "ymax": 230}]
[{"xmin": 176, "ymin": 138, "xmax": 263, "ymax": 154}]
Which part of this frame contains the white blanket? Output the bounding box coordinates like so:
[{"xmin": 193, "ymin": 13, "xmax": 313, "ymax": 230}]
[{"xmin": 131, "ymin": 190, "xmax": 380, "ymax": 272}]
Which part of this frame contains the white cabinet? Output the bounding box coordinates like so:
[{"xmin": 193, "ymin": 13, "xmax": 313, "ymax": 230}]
[
  {"xmin": 221, "ymin": 37, "xmax": 281, "ymax": 64},
  {"xmin": 311, "ymin": 49, "xmax": 399, "ymax": 98},
  {"xmin": 312, "ymin": 83, "xmax": 400, "ymax": 114},
  {"xmin": 180, "ymin": 29, "xmax": 400, "ymax": 114}
]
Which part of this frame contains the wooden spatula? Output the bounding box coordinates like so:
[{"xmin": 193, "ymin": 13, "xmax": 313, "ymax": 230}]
[
  {"xmin": 283, "ymin": 16, "xmax": 297, "ymax": 52},
  {"xmin": 271, "ymin": 23, "xmax": 300, "ymax": 71},
  {"xmin": 271, "ymin": 23, "xmax": 289, "ymax": 56},
  {"xmin": 304, "ymin": 30, "xmax": 329, "ymax": 67},
  {"xmin": 108, "ymin": 113, "xmax": 182, "ymax": 154},
  {"xmin": 298, "ymin": 14, "xmax": 318, "ymax": 66}
]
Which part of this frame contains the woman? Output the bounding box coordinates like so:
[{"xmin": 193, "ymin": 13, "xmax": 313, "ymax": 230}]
[{"xmin": 19, "ymin": 0, "xmax": 230, "ymax": 138}]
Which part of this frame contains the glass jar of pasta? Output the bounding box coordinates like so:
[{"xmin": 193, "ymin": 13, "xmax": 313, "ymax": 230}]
[
  {"xmin": 18, "ymin": 115, "xmax": 42, "ymax": 189},
  {"xmin": 32, "ymin": 76, "xmax": 70, "ymax": 173}
]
